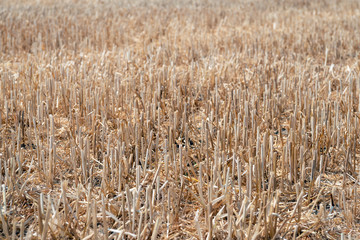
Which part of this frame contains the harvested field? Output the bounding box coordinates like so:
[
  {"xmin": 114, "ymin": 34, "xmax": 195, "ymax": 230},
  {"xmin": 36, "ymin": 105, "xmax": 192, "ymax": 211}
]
[{"xmin": 1, "ymin": 0, "xmax": 360, "ymax": 239}]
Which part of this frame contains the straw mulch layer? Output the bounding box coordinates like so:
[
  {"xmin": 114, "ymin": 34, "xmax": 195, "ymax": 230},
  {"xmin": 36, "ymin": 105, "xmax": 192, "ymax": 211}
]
[{"xmin": 0, "ymin": 0, "xmax": 360, "ymax": 239}]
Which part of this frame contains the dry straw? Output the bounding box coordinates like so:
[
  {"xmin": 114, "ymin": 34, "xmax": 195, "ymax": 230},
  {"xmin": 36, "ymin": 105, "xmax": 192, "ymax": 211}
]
[{"xmin": 0, "ymin": 0, "xmax": 359, "ymax": 239}]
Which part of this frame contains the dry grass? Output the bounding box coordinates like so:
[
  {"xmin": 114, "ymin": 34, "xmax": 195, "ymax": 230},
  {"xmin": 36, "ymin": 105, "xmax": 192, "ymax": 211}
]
[{"xmin": 1, "ymin": 0, "xmax": 360, "ymax": 239}]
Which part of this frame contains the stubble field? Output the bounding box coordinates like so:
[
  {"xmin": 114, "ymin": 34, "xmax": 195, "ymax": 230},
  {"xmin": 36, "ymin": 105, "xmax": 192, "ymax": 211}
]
[{"xmin": 0, "ymin": 0, "xmax": 360, "ymax": 239}]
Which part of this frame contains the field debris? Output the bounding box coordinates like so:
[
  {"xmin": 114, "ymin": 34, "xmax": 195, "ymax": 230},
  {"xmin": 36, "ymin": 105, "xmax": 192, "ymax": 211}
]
[{"xmin": 0, "ymin": 0, "xmax": 360, "ymax": 239}]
